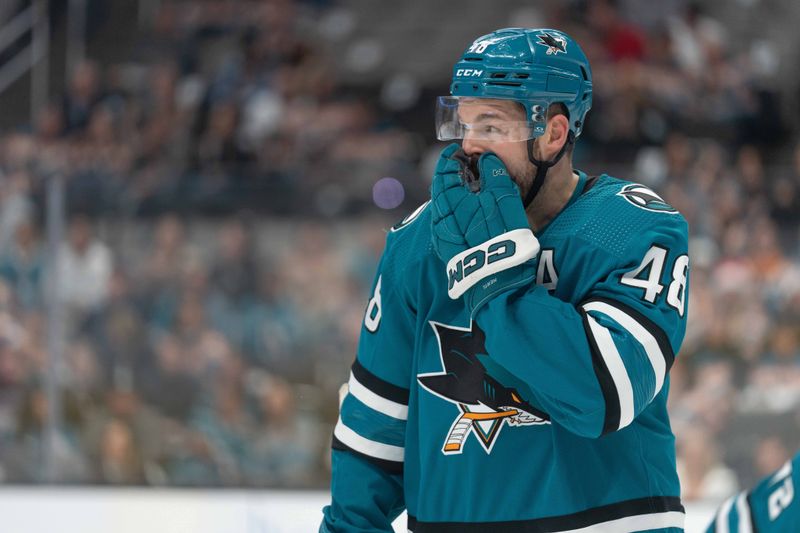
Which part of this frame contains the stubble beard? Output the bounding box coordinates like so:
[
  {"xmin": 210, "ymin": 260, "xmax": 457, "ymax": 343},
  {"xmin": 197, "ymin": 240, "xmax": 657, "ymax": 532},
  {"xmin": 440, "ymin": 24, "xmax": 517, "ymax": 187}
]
[{"xmin": 507, "ymin": 158, "xmax": 537, "ymax": 207}]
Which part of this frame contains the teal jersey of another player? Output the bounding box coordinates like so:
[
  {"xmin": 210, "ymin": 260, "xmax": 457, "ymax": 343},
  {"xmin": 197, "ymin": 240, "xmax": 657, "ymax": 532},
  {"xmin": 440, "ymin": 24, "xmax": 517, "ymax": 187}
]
[
  {"xmin": 322, "ymin": 172, "xmax": 690, "ymax": 533},
  {"xmin": 706, "ymin": 451, "xmax": 800, "ymax": 533}
]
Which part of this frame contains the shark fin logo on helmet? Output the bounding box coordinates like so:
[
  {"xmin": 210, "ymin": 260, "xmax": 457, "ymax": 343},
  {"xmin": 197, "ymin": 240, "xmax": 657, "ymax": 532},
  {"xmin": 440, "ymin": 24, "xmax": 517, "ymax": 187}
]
[
  {"xmin": 418, "ymin": 321, "xmax": 549, "ymax": 455},
  {"xmin": 536, "ymin": 31, "xmax": 567, "ymax": 55},
  {"xmin": 617, "ymin": 184, "xmax": 679, "ymax": 214}
]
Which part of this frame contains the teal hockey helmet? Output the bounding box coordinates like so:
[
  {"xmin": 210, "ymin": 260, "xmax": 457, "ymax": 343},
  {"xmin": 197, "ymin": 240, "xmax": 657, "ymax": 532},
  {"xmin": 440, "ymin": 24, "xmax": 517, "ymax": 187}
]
[{"xmin": 436, "ymin": 28, "xmax": 593, "ymax": 143}]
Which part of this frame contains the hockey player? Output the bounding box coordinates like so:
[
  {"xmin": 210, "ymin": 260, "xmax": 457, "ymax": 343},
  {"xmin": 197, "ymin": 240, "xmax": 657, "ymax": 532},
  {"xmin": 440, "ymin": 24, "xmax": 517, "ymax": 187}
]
[
  {"xmin": 705, "ymin": 450, "xmax": 799, "ymax": 532},
  {"xmin": 322, "ymin": 28, "xmax": 689, "ymax": 532}
]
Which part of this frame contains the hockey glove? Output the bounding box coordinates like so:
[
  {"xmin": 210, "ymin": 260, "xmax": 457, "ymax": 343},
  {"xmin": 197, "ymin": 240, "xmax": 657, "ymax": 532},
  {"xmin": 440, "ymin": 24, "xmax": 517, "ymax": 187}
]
[{"xmin": 431, "ymin": 143, "xmax": 540, "ymax": 315}]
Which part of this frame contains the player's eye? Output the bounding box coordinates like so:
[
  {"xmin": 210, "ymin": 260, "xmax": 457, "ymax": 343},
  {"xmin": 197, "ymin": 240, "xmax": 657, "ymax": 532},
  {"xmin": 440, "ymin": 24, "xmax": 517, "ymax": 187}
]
[{"xmin": 473, "ymin": 123, "xmax": 505, "ymax": 136}]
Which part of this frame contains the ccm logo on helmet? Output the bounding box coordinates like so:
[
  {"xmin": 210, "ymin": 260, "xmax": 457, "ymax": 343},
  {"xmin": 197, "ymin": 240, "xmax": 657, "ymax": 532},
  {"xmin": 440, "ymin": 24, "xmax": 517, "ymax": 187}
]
[{"xmin": 456, "ymin": 69, "xmax": 483, "ymax": 77}]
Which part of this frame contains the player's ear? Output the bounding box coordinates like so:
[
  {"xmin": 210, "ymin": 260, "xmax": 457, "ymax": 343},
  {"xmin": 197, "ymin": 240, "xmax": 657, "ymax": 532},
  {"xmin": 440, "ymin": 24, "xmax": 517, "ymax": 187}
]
[{"xmin": 544, "ymin": 114, "xmax": 569, "ymax": 157}]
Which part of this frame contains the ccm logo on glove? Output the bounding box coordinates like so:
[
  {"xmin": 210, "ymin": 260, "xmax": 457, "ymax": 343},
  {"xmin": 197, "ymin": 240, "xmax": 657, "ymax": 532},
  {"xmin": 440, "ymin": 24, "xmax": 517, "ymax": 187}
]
[{"xmin": 447, "ymin": 229, "xmax": 540, "ymax": 299}]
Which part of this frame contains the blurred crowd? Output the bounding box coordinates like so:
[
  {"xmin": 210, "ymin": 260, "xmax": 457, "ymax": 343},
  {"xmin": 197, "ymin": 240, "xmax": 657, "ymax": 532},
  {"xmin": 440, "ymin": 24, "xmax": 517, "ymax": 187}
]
[
  {"xmin": 2, "ymin": 0, "xmax": 420, "ymax": 218},
  {"xmin": 0, "ymin": 209, "xmax": 387, "ymax": 486},
  {"xmin": 0, "ymin": 0, "xmax": 798, "ymax": 499}
]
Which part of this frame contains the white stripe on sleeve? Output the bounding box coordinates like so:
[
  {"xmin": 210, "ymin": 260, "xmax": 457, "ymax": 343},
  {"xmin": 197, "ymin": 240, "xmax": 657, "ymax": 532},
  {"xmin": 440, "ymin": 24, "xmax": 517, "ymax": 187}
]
[
  {"xmin": 348, "ymin": 372, "xmax": 408, "ymax": 420},
  {"xmin": 559, "ymin": 510, "xmax": 684, "ymax": 533},
  {"xmin": 735, "ymin": 492, "xmax": 753, "ymax": 533},
  {"xmin": 582, "ymin": 301, "xmax": 667, "ymax": 399},
  {"xmin": 585, "ymin": 314, "xmax": 635, "ymax": 430},
  {"xmin": 334, "ymin": 417, "xmax": 405, "ymax": 462},
  {"xmin": 715, "ymin": 495, "xmax": 736, "ymax": 533}
]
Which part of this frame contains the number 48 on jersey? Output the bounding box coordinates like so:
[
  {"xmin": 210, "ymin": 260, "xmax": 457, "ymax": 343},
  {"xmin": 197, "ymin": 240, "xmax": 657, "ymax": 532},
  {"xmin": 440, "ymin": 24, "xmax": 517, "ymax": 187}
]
[{"xmin": 620, "ymin": 245, "xmax": 689, "ymax": 317}]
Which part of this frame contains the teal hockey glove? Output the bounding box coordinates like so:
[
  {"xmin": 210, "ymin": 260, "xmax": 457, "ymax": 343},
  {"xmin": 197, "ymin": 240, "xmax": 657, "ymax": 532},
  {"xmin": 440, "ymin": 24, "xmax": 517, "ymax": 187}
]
[{"xmin": 431, "ymin": 144, "xmax": 540, "ymax": 314}]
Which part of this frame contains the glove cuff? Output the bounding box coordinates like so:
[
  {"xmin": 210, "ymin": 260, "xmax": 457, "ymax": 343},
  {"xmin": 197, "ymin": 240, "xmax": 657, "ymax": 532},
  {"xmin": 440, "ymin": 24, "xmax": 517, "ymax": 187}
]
[
  {"xmin": 467, "ymin": 261, "xmax": 536, "ymax": 318},
  {"xmin": 446, "ymin": 228, "xmax": 540, "ymax": 299}
]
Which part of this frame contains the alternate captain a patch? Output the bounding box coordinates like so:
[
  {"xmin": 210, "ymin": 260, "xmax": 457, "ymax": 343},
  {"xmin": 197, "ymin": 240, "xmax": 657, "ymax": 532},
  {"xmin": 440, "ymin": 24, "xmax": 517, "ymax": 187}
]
[
  {"xmin": 617, "ymin": 184, "xmax": 679, "ymax": 214},
  {"xmin": 418, "ymin": 322, "xmax": 549, "ymax": 455}
]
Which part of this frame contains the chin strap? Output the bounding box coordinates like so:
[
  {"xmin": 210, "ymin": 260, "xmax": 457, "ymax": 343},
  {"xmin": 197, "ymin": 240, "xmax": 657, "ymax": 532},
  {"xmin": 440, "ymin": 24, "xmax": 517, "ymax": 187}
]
[{"xmin": 523, "ymin": 131, "xmax": 575, "ymax": 208}]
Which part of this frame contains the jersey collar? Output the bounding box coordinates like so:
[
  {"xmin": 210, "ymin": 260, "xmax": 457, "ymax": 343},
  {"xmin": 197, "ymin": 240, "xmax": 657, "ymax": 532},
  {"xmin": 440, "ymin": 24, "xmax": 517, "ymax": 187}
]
[{"xmin": 564, "ymin": 169, "xmax": 587, "ymax": 209}]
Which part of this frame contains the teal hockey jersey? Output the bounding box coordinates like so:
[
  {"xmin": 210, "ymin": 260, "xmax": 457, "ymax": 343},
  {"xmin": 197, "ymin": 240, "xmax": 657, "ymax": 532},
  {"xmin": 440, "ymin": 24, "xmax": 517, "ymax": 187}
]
[
  {"xmin": 705, "ymin": 451, "xmax": 800, "ymax": 533},
  {"xmin": 322, "ymin": 172, "xmax": 690, "ymax": 533}
]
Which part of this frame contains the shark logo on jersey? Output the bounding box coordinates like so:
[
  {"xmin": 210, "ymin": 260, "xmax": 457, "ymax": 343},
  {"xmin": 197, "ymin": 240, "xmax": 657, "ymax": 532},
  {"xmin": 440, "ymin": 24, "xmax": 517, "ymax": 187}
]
[
  {"xmin": 617, "ymin": 184, "xmax": 679, "ymax": 214},
  {"xmin": 536, "ymin": 32, "xmax": 567, "ymax": 55},
  {"xmin": 417, "ymin": 321, "xmax": 549, "ymax": 455}
]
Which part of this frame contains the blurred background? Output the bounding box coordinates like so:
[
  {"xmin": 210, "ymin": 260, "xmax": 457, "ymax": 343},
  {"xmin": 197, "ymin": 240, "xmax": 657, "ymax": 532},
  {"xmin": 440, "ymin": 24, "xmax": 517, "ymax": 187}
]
[{"xmin": 0, "ymin": 0, "xmax": 798, "ymax": 531}]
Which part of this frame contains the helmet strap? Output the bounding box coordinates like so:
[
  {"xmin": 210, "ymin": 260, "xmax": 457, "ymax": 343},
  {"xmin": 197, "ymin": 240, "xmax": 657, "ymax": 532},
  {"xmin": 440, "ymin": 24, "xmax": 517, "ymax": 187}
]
[{"xmin": 523, "ymin": 130, "xmax": 575, "ymax": 208}]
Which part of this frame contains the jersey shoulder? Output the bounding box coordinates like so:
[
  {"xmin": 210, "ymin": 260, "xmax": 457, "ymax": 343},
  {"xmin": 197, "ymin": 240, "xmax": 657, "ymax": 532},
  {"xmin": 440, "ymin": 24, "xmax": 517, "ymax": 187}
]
[
  {"xmin": 379, "ymin": 200, "xmax": 434, "ymax": 289},
  {"xmin": 389, "ymin": 199, "xmax": 431, "ymax": 235},
  {"xmin": 748, "ymin": 451, "xmax": 800, "ymax": 529},
  {"xmin": 547, "ymin": 174, "xmax": 688, "ymax": 260}
]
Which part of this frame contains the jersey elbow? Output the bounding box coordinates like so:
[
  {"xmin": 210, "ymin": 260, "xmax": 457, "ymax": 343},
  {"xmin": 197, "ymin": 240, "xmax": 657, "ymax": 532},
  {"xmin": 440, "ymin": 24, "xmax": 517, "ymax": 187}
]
[{"xmin": 547, "ymin": 396, "xmax": 608, "ymax": 439}]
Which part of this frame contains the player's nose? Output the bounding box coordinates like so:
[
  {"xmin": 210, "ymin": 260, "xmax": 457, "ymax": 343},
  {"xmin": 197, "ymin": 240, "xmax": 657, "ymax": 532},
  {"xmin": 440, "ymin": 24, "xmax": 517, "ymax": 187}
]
[{"xmin": 461, "ymin": 136, "xmax": 487, "ymax": 157}]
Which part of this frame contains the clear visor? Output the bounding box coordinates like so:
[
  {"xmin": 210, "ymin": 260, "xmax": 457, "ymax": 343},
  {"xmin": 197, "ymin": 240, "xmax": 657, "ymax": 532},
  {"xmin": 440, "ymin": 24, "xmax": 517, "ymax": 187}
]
[{"xmin": 435, "ymin": 96, "xmax": 537, "ymax": 143}]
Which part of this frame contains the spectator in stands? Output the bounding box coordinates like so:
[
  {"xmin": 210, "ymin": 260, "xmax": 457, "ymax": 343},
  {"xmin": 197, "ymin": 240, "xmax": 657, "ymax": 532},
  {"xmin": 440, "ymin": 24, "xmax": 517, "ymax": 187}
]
[
  {"xmin": 191, "ymin": 101, "xmax": 256, "ymax": 207},
  {"xmin": 63, "ymin": 338, "xmax": 101, "ymax": 395},
  {"xmin": 73, "ymin": 103, "xmax": 134, "ymax": 207},
  {"xmin": 677, "ymin": 426, "xmax": 738, "ymax": 501},
  {"xmin": 83, "ymin": 386, "xmax": 166, "ymax": 480},
  {"xmin": 0, "ymin": 279, "xmax": 30, "ymax": 353},
  {"xmin": 33, "ymin": 102, "xmax": 67, "ymax": 171},
  {"xmin": 207, "ymin": 217, "xmax": 259, "ymax": 349},
  {"xmin": 241, "ymin": 264, "xmax": 299, "ymax": 369},
  {"xmin": 736, "ymin": 145, "xmax": 767, "ymax": 205},
  {"xmin": 0, "ymin": 340, "xmax": 25, "ymax": 440},
  {"xmin": 667, "ymin": 2, "xmax": 728, "ymax": 77},
  {"xmin": 57, "ymin": 214, "xmax": 113, "ymax": 317},
  {"xmin": 768, "ymin": 174, "xmax": 800, "ymax": 248},
  {"xmin": 0, "ymin": 172, "xmax": 35, "ymax": 254},
  {"xmin": 245, "ymin": 375, "xmax": 321, "ymax": 487},
  {"xmin": 767, "ymin": 140, "xmax": 800, "ymax": 249},
  {"xmin": 0, "ymin": 218, "xmax": 44, "ymax": 312},
  {"xmin": 94, "ymin": 417, "xmax": 146, "ymax": 484},
  {"xmin": 209, "ymin": 217, "xmax": 258, "ymax": 306},
  {"xmin": 84, "ymin": 269, "xmax": 148, "ymax": 389},
  {"xmin": 586, "ymin": 0, "xmax": 647, "ymax": 62},
  {"xmin": 745, "ymin": 323, "xmax": 800, "ymax": 412},
  {"xmin": 190, "ymin": 381, "xmax": 250, "ymax": 486},
  {"xmin": 753, "ymin": 435, "xmax": 793, "ymax": 479},
  {"xmin": 140, "ymin": 214, "xmax": 191, "ymax": 291},
  {"xmin": 9, "ymin": 386, "xmax": 90, "ymax": 483},
  {"xmin": 141, "ymin": 334, "xmax": 201, "ymax": 422},
  {"xmin": 163, "ymin": 428, "xmax": 223, "ymax": 486},
  {"xmin": 173, "ymin": 292, "xmax": 233, "ymax": 378},
  {"xmin": 62, "ymin": 61, "xmax": 103, "ymax": 134}
]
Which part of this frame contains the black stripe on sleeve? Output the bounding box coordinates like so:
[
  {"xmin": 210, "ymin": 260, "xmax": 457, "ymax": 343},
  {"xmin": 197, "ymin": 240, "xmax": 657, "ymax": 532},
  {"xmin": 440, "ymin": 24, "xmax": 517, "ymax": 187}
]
[
  {"xmin": 580, "ymin": 309, "xmax": 621, "ymax": 436},
  {"xmin": 581, "ymin": 297, "xmax": 676, "ymax": 372},
  {"xmin": 331, "ymin": 434, "xmax": 403, "ymax": 475},
  {"xmin": 408, "ymin": 496, "xmax": 684, "ymax": 532},
  {"xmin": 352, "ymin": 358, "xmax": 410, "ymax": 405}
]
